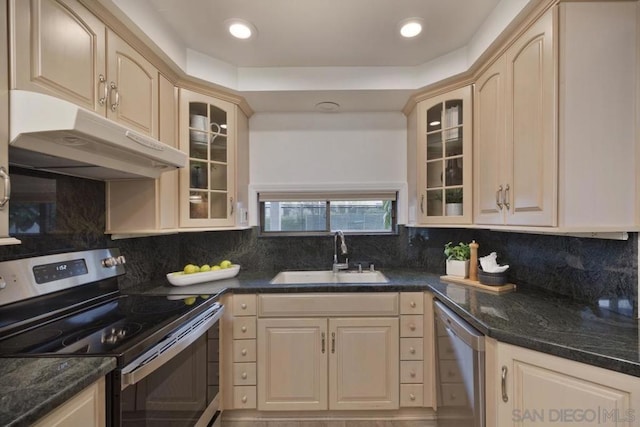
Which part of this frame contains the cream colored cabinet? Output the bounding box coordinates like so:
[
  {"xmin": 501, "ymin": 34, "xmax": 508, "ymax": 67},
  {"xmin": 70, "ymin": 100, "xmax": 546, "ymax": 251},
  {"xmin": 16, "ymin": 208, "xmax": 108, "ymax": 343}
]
[
  {"xmin": 179, "ymin": 89, "xmax": 249, "ymax": 228},
  {"xmin": 105, "ymin": 74, "xmax": 179, "ymax": 235},
  {"xmin": 415, "ymin": 86, "xmax": 472, "ymax": 224},
  {"xmin": 257, "ymin": 316, "xmax": 399, "ymax": 411},
  {"xmin": 474, "ymin": 8, "xmax": 556, "ymax": 227},
  {"xmin": 230, "ymin": 294, "xmax": 257, "ymax": 409},
  {"xmin": 486, "ymin": 339, "xmax": 640, "ymax": 427},
  {"xmin": 11, "ymin": 0, "xmax": 158, "ymax": 138},
  {"xmin": 33, "ymin": 377, "xmax": 105, "ymax": 427}
]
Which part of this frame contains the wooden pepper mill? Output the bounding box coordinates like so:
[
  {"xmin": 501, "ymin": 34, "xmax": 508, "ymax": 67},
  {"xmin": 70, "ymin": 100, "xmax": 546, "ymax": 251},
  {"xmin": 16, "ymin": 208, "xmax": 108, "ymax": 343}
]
[{"xmin": 469, "ymin": 240, "xmax": 479, "ymax": 281}]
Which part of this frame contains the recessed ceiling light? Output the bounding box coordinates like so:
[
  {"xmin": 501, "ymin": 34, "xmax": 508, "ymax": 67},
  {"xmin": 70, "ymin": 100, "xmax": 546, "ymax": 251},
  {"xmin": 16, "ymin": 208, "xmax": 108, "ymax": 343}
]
[
  {"xmin": 226, "ymin": 19, "xmax": 257, "ymax": 40},
  {"xmin": 315, "ymin": 101, "xmax": 340, "ymax": 113},
  {"xmin": 399, "ymin": 18, "xmax": 424, "ymax": 38}
]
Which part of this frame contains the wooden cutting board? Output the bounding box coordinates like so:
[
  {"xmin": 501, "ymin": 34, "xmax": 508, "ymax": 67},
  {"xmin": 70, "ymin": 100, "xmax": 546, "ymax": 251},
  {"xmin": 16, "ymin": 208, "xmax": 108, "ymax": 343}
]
[{"xmin": 440, "ymin": 275, "xmax": 516, "ymax": 294}]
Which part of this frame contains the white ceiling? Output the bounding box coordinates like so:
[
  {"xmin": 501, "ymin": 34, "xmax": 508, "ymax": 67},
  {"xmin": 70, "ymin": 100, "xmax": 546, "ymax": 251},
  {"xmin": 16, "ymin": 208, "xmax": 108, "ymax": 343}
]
[{"xmin": 106, "ymin": 0, "xmax": 528, "ymax": 113}]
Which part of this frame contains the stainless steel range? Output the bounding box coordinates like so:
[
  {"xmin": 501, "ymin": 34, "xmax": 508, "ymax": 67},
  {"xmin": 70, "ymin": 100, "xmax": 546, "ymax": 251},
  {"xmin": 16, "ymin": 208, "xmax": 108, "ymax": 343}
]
[{"xmin": 0, "ymin": 248, "xmax": 224, "ymax": 426}]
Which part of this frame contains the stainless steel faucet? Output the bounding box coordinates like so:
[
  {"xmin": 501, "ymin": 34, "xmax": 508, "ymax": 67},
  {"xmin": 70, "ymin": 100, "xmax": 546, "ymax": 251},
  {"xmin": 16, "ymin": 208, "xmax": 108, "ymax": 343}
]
[{"xmin": 332, "ymin": 230, "xmax": 349, "ymax": 272}]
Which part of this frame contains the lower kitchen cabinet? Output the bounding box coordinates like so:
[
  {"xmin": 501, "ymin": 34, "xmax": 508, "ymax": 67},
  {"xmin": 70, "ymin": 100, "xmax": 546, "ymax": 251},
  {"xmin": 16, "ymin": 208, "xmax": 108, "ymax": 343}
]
[
  {"xmin": 257, "ymin": 316, "xmax": 399, "ymax": 411},
  {"xmin": 33, "ymin": 377, "xmax": 105, "ymax": 427},
  {"xmin": 486, "ymin": 339, "xmax": 640, "ymax": 427}
]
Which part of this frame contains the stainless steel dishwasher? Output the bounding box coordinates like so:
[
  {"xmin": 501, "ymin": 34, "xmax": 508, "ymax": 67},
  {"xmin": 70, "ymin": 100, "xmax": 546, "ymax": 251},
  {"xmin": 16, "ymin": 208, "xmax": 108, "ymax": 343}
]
[{"xmin": 434, "ymin": 300, "xmax": 485, "ymax": 427}]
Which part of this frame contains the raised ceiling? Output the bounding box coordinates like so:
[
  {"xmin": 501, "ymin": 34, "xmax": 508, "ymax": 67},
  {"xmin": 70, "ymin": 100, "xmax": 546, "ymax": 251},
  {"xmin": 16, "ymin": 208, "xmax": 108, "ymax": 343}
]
[{"xmin": 105, "ymin": 0, "xmax": 527, "ymax": 112}]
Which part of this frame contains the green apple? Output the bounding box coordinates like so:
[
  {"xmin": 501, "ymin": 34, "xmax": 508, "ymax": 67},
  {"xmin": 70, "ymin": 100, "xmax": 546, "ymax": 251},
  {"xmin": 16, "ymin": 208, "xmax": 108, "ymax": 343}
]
[
  {"xmin": 219, "ymin": 260, "xmax": 232, "ymax": 269},
  {"xmin": 184, "ymin": 297, "xmax": 196, "ymax": 305},
  {"xmin": 183, "ymin": 264, "xmax": 198, "ymax": 274},
  {"xmin": 211, "ymin": 265, "xmax": 221, "ymax": 271},
  {"xmin": 200, "ymin": 264, "xmax": 211, "ymax": 272}
]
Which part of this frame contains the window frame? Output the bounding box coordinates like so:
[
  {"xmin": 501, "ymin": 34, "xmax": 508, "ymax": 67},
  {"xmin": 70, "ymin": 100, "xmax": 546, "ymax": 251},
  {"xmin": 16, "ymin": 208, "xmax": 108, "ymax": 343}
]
[{"xmin": 258, "ymin": 191, "xmax": 398, "ymax": 237}]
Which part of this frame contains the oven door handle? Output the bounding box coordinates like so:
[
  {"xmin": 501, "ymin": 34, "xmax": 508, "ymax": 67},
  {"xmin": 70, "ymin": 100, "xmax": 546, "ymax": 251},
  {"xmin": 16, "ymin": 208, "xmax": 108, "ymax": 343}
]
[{"xmin": 120, "ymin": 303, "xmax": 224, "ymax": 390}]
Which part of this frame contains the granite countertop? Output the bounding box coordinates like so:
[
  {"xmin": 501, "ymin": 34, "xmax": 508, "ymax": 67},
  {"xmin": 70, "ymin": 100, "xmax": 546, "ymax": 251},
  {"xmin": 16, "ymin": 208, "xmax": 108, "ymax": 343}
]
[
  {"xmin": 129, "ymin": 268, "xmax": 640, "ymax": 377},
  {"xmin": 0, "ymin": 357, "xmax": 116, "ymax": 427}
]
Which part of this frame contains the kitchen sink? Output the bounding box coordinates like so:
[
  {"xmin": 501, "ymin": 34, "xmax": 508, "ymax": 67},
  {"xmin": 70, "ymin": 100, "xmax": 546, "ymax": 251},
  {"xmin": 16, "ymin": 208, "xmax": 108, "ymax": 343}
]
[{"xmin": 270, "ymin": 270, "xmax": 389, "ymax": 285}]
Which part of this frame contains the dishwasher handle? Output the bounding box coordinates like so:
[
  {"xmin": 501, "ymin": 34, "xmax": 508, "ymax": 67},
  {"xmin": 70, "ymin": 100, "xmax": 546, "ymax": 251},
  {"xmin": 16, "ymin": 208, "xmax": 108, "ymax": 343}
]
[{"xmin": 434, "ymin": 300, "xmax": 485, "ymax": 351}]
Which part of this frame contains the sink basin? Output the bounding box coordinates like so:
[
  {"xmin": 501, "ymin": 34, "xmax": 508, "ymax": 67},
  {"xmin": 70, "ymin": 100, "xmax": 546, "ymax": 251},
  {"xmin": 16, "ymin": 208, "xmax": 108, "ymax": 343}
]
[{"xmin": 270, "ymin": 270, "xmax": 389, "ymax": 285}]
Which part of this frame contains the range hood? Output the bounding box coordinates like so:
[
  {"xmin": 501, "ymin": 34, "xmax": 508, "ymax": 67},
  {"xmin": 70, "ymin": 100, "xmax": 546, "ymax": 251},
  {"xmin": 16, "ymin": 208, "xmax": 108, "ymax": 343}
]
[{"xmin": 8, "ymin": 90, "xmax": 187, "ymax": 180}]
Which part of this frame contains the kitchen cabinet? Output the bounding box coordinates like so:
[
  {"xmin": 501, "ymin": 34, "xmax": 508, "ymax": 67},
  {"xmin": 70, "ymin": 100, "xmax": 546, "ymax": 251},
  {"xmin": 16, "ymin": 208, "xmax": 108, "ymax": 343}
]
[
  {"xmin": 0, "ymin": 0, "xmax": 19, "ymax": 246},
  {"xmin": 414, "ymin": 86, "xmax": 472, "ymax": 225},
  {"xmin": 105, "ymin": 73, "xmax": 179, "ymax": 235},
  {"xmin": 486, "ymin": 339, "xmax": 640, "ymax": 427},
  {"xmin": 229, "ymin": 294, "xmax": 257, "ymax": 409},
  {"xmin": 474, "ymin": 2, "xmax": 638, "ymax": 231},
  {"xmin": 257, "ymin": 316, "xmax": 399, "ymax": 411},
  {"xmin": 32, "ymin": 377, "xmax": 105, "ymax": 427},
  {"xmin": 474, "ymin": 8, "xmax": 556, "ymax": 226},
  {"xmin": 179, "ymin": 89, "xmax": 249, "ymax": 228},
  {"xmin": 11, "ymin": 0, "xmax": 159, "ymax": 138}
]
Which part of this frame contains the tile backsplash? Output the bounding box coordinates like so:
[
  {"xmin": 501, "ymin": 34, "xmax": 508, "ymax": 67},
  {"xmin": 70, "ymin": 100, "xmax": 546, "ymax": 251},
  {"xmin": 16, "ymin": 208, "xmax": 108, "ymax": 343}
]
[{"xmin": 0, "ymin": 169, "xmax": 636, "ymax": 317}]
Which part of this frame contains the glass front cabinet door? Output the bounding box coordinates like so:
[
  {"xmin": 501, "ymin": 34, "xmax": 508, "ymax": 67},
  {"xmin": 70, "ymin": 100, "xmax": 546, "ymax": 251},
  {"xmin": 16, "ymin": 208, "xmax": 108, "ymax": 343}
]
[
  {"xmin": 179, "ymin": 89, "xmax": 236, "ymax": 227},
  {"xmin": 416, "ymin": 86, "xmax": 472, "ymax": 224}
]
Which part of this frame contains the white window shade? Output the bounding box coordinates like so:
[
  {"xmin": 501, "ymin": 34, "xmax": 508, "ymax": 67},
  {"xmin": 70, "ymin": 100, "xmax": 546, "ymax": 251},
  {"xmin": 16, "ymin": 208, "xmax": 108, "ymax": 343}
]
[{"xmin": 258, "ymin": 191, "xmax": 397, "ymax": 202}]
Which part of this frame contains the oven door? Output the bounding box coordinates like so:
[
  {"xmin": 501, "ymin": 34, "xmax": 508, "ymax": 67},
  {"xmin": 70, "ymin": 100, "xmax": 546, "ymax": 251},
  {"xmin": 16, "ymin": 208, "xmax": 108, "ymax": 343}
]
[{"xmin": 116, "ymin": 303, "xmax": 223, "ymax": 427}]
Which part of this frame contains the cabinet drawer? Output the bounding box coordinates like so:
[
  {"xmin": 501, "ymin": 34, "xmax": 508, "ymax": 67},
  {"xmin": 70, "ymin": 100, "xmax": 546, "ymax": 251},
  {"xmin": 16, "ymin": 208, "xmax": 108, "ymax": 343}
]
[
  {"xmin": 400, "ymin": 293, "xmax": 424, "ymax": 314},
  {"xmin": 400, "ymin": 315, "xmax": 423, "ymax": 337},
  {"xmin": 233, "ymin": 294, "xmax": 257, "ymax": 316},
  {"xmin": 439, "ymin": 359, "xmax": 462, "ymax": 383},
  {"xmin": 440, "ymin": 383, "xmax": 468, "ymax": 407},
  {"xmin": 233, "ymin": 339, "xmax": 256, "ymax": 362},
  {"xmin": 233, "ymin": 385, "xmax": 257, "ymax": 409},
  {"xmin": 233, "ymin": 362, "xmax": 257, "ymax": 386},
  {"xmin": 400, "ymin": 360, "xmax": 424, "ymax": 384},
  {"xmin": 437, "ymin": 336, "xmax": 456, "ymax": 360},
  {"xmin": 400, "ymin": 338, "xmax": 424, "ymax": 360},
  {"xmin": 258, "ymin": 293, "xmax": 399, "ymax": 317},
  {"xmin": 233, "ymin": 317, "xmax": 257, "ymax": 339},
  {"xmin": 400, "ymin": 384, "xmax": 423, "ymax": 407}
]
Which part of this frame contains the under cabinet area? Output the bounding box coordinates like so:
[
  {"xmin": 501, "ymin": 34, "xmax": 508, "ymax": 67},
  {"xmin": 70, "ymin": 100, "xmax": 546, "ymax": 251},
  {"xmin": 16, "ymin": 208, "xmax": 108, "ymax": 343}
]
[
  {"xmin": 486, "ymin": 339, "xmax": 640, "ymax": 427},
  {"xmin": 221, "ymin": 292, "xmax": 437, "ymax": 424}
]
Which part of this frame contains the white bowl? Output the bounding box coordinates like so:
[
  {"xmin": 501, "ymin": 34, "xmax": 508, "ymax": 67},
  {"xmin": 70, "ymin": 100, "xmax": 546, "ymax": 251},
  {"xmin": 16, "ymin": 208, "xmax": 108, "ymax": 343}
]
[{"xmin": 167, "ymin": 264, "xmax": 240, "ymax": 286}]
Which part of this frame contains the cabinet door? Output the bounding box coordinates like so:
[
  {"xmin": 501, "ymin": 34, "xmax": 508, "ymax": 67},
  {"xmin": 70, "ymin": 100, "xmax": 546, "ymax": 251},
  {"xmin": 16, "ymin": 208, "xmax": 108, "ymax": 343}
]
[
  {"xmin": 11, "ymin": 0, "xmax": 106, "ymax": 113},
  {"xmin": 0, "ymin": 0, "xmax": 15, "ymax": 244},
  {"xmin": 474, "ymin": 56, "xmax": 506, "ymax": 225},
  {"xmin": 494, "ymin": 342, "xmax": 640, "ymax": 427},
  {"xmin": 417, "ymin": 86, "xmax": 472, "ymax": 224},
  {"xmin": 257, "ymin": 318, "xmax": 328, "ymax": 411},
  {"xmin": 33, "ymin": 377, "xmax": 105, "ymax": 427},
  {"xmin": 106, "ymin": 30, "xmax": 158, "ymax": 138},
  {"xmin": 179, "ymin": 89, "xmax": 236, "ymax": 227},
  {"xmin": 504, "ymin": 9, "xmax": 557, "ymax": 226},
  {"xmin": 328, "ymin": 317, "xmax": 399, "ymax": 410}
]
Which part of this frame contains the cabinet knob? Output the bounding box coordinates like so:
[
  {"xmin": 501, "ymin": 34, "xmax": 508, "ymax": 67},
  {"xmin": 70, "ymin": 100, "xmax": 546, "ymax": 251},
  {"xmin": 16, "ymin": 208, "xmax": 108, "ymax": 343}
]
[
  {"xmin": 241, "ymin": 372, "xmax": 247, "ymax": 379},
  {"xmin": 409, "ymin": 347, "xmax": 416, "ymax": 354},
  {"xmin": 241, "ymin": 303, "xmax": 247, "ymax": 309},
  {"xmin": 450, "ymin": 393, "xmax": 457, "ymax": 401},
  {"xmin": 409, "ymin": 393, "xmax": 416, "ymax": 401},
  {"xmin": 241, "ymin": 349, "xmax": 248, "ymax": 356},
  {"xmin": 241, "ymin": 326, "xmax": 247, "ymax": 332},
  {"xmin": 241, "ymin": 395, "xmax": 248, "ymax": 403},
  {"xmin": 448, "ymin": 370, "xmax": 455, "ymax": 377},
  {"xmin": 410, "ymin": 301, "xmax": 416, "ymax": 308},
  {"xmin": 409, "ymin": 323, "xmax": 416, "ymax": 331},
  {"xmin": 410, "ymin": 371, "xmax": 416, "ymax": 377}
]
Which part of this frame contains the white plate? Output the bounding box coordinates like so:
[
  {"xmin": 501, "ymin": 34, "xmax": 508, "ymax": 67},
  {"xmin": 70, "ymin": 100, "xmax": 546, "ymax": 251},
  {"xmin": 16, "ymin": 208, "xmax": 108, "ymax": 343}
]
[{"xmin": 167, "ymin": 264, "xmax": 240, "ymax": 286}]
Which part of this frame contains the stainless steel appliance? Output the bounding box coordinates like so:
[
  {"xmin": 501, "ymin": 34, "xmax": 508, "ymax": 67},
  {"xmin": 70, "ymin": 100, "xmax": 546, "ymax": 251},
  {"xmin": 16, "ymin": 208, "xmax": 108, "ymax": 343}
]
[
  {"xmin": 0, "ymin": 248, "xmax": 223, "ymax": 426},
  {"xmin": 434, "ymin": 300, "xmax": 485, "ymax": 427}
]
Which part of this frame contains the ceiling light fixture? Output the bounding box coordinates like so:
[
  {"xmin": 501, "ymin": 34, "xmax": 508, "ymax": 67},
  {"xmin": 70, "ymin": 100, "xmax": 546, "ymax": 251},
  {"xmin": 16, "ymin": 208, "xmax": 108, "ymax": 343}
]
[
  {"xmin": 399, "ymin": 18, "xmax": 424, "ymax": 38},
  {"xmin": 226, "ymin": 19, "xmax": 257, "ymax": 40},
  {"xmin": 315, "ymin": 101, "xmax": 340, "ymax": 113}
]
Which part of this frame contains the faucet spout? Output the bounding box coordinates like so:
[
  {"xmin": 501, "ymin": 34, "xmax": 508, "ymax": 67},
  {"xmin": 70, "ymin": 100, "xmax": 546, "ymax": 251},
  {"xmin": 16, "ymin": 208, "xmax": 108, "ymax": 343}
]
[{"xmin": 332, "ymin": 230, "xmax": 349, "ymax": 272}]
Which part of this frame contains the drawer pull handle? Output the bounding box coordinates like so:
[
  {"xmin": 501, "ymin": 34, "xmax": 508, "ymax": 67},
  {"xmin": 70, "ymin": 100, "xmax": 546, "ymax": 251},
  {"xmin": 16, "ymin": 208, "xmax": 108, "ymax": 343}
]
[
  {"xmin": 331, "ymin": 332, "xmax": 336, "ymax": 353},
  {"xmin": 410, "ymin": 301, "xmax": 416, "ymax": 308},
  {"xmin": 98, "ymin": 74, "xmax": 108, "ymax": 106},
  {"xmin": 241, "ymin": 372, "xmax": 247, "ymax": 379},
  {"xmin": 501, "ymin": 365, "xmax": 509, "ymax": 402},
  {"xmin": 321, "ymin": 332, "xmax": 326, "ymax": 354},
  {"xmin": 496, "ymin": 185, "xmax": 504, "ymax": 209},
  {"xmin": 241, "ymin": 303, "xmax": 247, "ymax": 309},
  {"xmin": 241, "ymin": 349, "xmax": 247, "ymax": 356},
  {"xmin": 409, "ymin": 393, "xmax": 416, "ymax": 401},
  {"xmin": 504, "ymin": 184, "xmax": 511, "ymax": 210},
  {"xmin": 241, "ymin": 326, "xmax": 247, "ymax": 332},
  {"xmin": 241, "ymin": 395, "xmax": 248, "ymax": 403},
  {"xmin": 409, "ymin": 347, "xmax": 416, "ymax": 354}
]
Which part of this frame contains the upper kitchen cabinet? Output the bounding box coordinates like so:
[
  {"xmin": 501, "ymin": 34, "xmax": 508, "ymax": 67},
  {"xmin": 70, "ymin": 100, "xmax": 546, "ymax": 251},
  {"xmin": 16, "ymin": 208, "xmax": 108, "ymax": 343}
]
[
  {"xmin": 413, "ymin": 86, "xmax": 472, "ymax": 225},
  {"xmin": 179, "ymin": 89, "xmax": 249, "ymax": 228},
  {"xmin": 10, "ymin": 0, "xmax": 158, "ymax": 138},
  {"xmin": 474, "ymin": 8, "xmax": 556, "ymax": 227},
  {"xmin": 474, "ymin": 2, "xmax": 638, "ymax": 232}
]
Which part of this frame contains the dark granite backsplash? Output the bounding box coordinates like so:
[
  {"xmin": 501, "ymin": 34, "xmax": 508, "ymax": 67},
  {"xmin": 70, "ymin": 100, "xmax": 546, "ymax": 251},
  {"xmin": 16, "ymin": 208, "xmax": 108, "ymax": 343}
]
[{"xmin": 0, "ymin": 169, "xmax": 636, "ymax": 317}]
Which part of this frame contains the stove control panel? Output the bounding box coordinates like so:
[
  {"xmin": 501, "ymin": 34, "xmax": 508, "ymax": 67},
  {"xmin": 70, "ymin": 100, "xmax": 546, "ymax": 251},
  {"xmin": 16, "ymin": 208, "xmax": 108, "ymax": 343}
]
[{"xmin": 102, "ymin": 255, "xmax": 127, "ymax": 268}]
